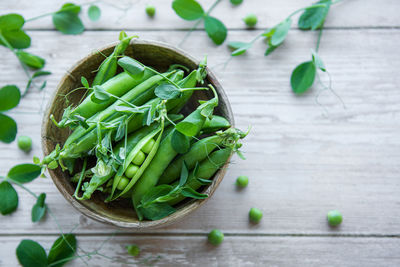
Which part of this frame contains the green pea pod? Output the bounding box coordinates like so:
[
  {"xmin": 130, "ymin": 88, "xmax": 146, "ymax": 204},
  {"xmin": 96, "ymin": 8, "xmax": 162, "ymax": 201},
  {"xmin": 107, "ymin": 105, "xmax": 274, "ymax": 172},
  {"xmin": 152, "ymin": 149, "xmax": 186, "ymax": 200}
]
[
  {"xmin": 158, "ymin": 135, "xmax": 223, "ymax": 185},
  {"xmin": 131, "ymin": 107, "xmax": 208, "ymax": 220},
  {"xmin": 167, "ymin": 148, "xmax": 232, "ymax": 206},
  {"xmin": 111, "ymin": 121, "xmax": 165, "ymax": 200},
  {"xmin": 92, "ymin": 34, "xmax": 136, "ymax": 87},
  {"xmin": 201, "ymin": 115, "xmax": 230, "ymax": 134},
  {"xmin": 56, "ymin": 72, "xmax": 175, "ymax": 159}
]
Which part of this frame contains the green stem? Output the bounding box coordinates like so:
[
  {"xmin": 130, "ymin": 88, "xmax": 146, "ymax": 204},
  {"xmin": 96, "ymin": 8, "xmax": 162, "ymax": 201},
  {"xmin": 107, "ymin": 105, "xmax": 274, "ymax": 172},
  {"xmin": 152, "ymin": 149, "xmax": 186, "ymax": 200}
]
[
  {"xmin": 178, "ymin": 0, "xmax": 222, "ymax": 47},
  {"xmin": 73, "ymin": 158, "xmax": 87, "ymax": 200},
  {"xmin": 145, "ymin": 68, "xmax": 181, "ymax": 89},
  {"xmin": 180, "ymin": 87, "xmax": 209, "ymax": 92},
  {"xmin": 7, "ymin": 178, "xmax": 38, "ymax": 199}
]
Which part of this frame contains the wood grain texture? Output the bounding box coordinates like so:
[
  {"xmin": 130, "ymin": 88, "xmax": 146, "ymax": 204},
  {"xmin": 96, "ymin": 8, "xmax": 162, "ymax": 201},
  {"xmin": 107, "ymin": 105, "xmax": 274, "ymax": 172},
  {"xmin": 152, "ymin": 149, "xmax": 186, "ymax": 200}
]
[
  {"xmin": 1, "ymin": 235, "xmax": 400, "ymax": 266},
  {"xmin": 0, "ymin": 29, "xmax": 399, "ymax": 236},
  {"xmin": 1, "ymin": 0, "xmax": 400, "ymax": 264},
  {"xmin": 1, "ymin": 0, "xmax": 400, "ymax": 30}
]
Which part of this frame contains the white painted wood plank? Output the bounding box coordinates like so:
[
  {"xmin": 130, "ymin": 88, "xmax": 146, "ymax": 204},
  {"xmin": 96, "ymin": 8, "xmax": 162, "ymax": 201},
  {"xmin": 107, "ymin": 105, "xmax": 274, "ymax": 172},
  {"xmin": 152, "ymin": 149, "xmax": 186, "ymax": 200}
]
[
  {"xmin": 1, "ymin": 235, "xmax": 400, "ymax": 266},
  {"xmin": 1, "ymin": 0, "xmax": 400, "ymax": 30},
  {"xmin": 0, "ymin": 29, "xmax": 399, "ymax": 235}
]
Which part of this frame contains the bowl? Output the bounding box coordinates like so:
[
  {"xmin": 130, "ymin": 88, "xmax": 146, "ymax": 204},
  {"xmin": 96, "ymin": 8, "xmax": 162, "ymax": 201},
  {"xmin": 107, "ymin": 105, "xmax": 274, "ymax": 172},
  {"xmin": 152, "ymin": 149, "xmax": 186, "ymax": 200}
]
[{"xmin": 41, "ymin": 40, "xmax": 234, "ymax": 229}]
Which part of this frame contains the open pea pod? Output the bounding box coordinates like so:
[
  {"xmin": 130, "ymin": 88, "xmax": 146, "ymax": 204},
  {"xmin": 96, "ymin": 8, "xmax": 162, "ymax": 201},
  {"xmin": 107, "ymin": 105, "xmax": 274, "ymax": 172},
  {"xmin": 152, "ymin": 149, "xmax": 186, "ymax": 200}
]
[{"xmin": 110, "ymin": 122, "xmax": 165, "ymax": 201}]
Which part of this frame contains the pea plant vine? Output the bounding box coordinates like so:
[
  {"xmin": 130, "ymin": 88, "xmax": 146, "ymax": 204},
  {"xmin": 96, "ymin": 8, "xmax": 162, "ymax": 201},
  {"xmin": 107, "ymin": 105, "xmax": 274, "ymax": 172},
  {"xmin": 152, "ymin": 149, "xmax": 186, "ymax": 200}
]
[
  {"xmin": 228, "ymin": 0, "xmax": 342, "ymax": 96},
  {"xmin": 172, "ymin": 0, "xmax": 227, "ymax": 46},
  {"xmin": 0, "ymin": 2, "xmax": 101, "ymax": 145}
]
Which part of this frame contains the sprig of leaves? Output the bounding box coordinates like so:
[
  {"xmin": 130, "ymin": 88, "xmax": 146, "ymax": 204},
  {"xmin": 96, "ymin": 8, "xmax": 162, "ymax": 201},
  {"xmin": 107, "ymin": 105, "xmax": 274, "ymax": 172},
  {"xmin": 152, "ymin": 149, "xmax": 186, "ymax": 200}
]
[
  {"xmin": 228, "ymin": 0, "xmax": 335, "ymax": 94},
  {"xmin": 16, "ymin": 234, "xmax": 77, "ymax": 267},
  {"xmin": 172, "ymin": 0, "xmax": 227, "ymax": 45},
  {"xmin": 0, "ymin": 163, "xmax": 47, "ymax": 222},
  {"xmin": 0, "ymin": 3, "xmax": 101, "ymax": 97}
]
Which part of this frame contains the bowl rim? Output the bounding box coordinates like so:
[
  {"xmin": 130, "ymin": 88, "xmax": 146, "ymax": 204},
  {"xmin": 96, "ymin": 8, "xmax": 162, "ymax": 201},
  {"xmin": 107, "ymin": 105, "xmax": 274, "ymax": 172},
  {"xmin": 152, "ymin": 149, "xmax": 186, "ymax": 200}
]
[{"xmin": 41, "ymin": 39, "xmax": 234, "ymax": 229}]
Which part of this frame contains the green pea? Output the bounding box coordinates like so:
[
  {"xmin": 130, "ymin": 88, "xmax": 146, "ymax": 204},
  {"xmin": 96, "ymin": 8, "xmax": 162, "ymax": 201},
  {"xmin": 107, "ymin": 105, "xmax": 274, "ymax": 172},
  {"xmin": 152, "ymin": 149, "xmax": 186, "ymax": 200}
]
[
  {"xmin": 126, "ymin": 244, "xmax": 140, "ymax": 257},
  {"xmin": 125, "ymin": 164, "xmax": 139, "ymax": 178},
  {"xmin": 243, "ymin": 14, "xmax": 258, "ymax": 27},
  {"xmin": 142, "ymin": 138, "xmax": 155, "ymax": 154},
  {"xmin": 249, "ymin": 207, "xmax": 263, "ymax": 223},
  {"xmin": 132, "ymin": 150, "xmax": 145, "ymax": 165},
  {"xmin": 17, "ymin": 136, "xmax": 32, "ymax": 152},
  {"xmin": 117, "ymin": 176, "xmax": 130, "ymax": 191},
  {"xmin": 145, "ymin": 5, "xmax": 156, "ymax": 17},
  {"xmin": 230, "ymin": 0, "xmax": 243, "ymax": 5},
  {"xmin": 208, "ymin": 229, "xmax": 224, "ymax": 245},
  {"xmin": 327, "ymin": 210, "xmax": 342, "ymax": 226},
  {"xmin": 236, "ymin": 175, "xmax": 249, "ymax": 188}
]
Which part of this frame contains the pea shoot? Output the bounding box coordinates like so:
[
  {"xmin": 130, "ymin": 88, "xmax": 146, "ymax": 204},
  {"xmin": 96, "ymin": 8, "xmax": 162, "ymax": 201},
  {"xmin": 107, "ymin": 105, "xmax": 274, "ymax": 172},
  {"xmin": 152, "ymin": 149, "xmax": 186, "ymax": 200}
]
[
  {"xmin": 327, "ymin": 210, "xmax": 342, "ymax": 227},
  {"xmin": 17, "ymin": 135, "xmax": 32, "ymax": 152},
  {"xmin": 236, "ymin": 175, "xmax": 249, "ymax": 188},
  {"xmin": 208, "ymin": 229, "xmax": 224, "ymax": 245},
  {"xmin": 249, "ymin": 207, "xmax": 263, "ymax": 223}
]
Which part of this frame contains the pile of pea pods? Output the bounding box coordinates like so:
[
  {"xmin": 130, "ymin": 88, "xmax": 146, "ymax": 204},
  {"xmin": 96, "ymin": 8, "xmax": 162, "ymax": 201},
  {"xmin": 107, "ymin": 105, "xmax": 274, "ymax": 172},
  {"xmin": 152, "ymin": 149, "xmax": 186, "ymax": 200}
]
[{"xmin": 42, "ymin": 32, "xmax": 247, "ymax": 221}]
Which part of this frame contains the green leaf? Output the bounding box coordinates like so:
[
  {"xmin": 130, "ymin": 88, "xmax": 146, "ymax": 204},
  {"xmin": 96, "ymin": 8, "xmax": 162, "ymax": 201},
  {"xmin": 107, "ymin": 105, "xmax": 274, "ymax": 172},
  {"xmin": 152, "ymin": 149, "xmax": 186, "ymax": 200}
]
[
  {"xmin": 32, "ymin": 70, "xmax": 52, "ymax": 79},
  {"xmin": 48, "ymin": 160, "xmax": 59, "ymax": 170},
  {"xmin": 198, "ymin": 97, "xmax": 218, "ymax": 119},
  {"xmin": 8, "ymin": 163, "xmax": 42, "ymax": 183},
  {"xmin": 16, "ymin": 51, "xmax": 45, "ymax": 69},
  {"xmin": 270, "ymin": 18, "xmax": 292, "ymax": 46},
  {"xmin": 52, "ymin": 3, "xmax": 84, "ymax": 35},
  {"xmin": 16, "ymin": 239, "xmax": 47, "ymax": 267},
  {"xmin": 171, "ymin": 129, "xmax": 190, "ymax": 154},
  {"xmin": 0, "ymin": 181, "xmax": 18, "ymax": 215},
  {"xmin": 0, "ymin": 13, "xmax": 31, "ymax": 49},
  {"xmin": 311, "ymin": 50, "xmax": 326, "ymax": 72},
  {"xmin": 181, "ymin": 187, "xmax": 208, "ymax": 199},
  {"xmin": 204, "ymin": 16, "xmax": 227, "ymax": 45},
  {"xmin": 81, "ymin": 76, "xmax": 89, "ymax": 88},
  {"xmin": 0, "ymin": 114, "xmax": 17, "ymax": 143},
  {"xmin": 0, "ymin": 13, "xmax": 24, "ymax": 30},
  {"xmin": 31, "ymin": 193, "xmax": 47, "ymax": 222},
  {"xmin": 228, "ymin": 41, "xmax": 252, "ymax": 56},
  {"xmin": 298, "ymin": 0, "xmax": 331, "ymax": 30},
  {"xmin": 140, "ymin": 202, "xmax": 176, "ymax": 220},
  {"xmin": 1, "ymin": 29, "xmax": 31, "ymax": 49},
  {"xmin": 290, "ymin": 61, "xmax": 316, "ymax": 94},
  {"xmin": 155, "ymin": 83, "xmax": 181, "ymax": 100},
  {"xmin": 172, "ymin": 0, "xmax": 204, "ymax": 21},
  {"xmin": 118, "ymin": 56, "xmax": 145, "ymax": 77},
  {"xmin": 59, "ymin": 3, "xmax": 81, "ymax": 14},
  {"xmin": 175, "ymin": 121, "xmax": 200, "ymax": 137},
  {"xmin": 0, "ymin": 85, "xmax": 20, "ymax": 112},
  {"xmin": 178, "ymin": 161, "xmax": 189, "ymax": 187},
  {"xmin": 47, "ymin": 234, "xmax": 77, "ymax": 267},
  {"xmin": 91, "ymin": 85, "xmax": 110, "ymax": 103},
  {"xmin": 88, "ymin": 5, "xmax": 101, "ymax": 21}
]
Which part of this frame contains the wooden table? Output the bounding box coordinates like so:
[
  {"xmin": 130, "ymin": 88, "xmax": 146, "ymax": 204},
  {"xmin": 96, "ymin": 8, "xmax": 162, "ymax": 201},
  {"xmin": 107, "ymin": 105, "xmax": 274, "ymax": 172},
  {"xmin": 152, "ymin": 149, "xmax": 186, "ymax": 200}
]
[{"xmin": 1, "ymin": 0, "xmax": 400, "ymax": 266}]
